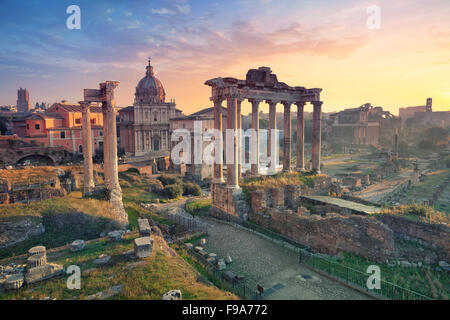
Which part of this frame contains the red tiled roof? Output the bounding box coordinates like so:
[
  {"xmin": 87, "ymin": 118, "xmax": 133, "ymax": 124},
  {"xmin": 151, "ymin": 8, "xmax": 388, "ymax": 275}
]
[{"xmin": 49, "ymin": 103, "xmax": 103, "ymax": 113}]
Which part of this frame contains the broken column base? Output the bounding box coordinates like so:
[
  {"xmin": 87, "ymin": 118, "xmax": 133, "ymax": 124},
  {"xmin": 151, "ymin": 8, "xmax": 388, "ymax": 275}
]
[{"xmin": 108, "ymin": 188, "xmax": 129, "ymax": 227}]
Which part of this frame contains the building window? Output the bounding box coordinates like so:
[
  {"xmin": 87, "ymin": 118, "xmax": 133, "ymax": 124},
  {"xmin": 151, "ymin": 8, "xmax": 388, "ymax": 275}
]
[
  {"xmin": 99, "ymin": 131, "xmax": 103, "ymax": 137},
  {"xmin": 91, "ymin": 119, "xmax": 96, "ymax": 124},
  {"xmin": 79, "ymin": 145, "xmax": 83, "ymax": 153},
  {"xmin": 26, "ymin": 124, "xmax": 30, "ymax": 129},
  {"xmin": 35, "ymin": 124, "xmax": 40, "ymax": 130},
  {"xmin": 75, "ymin": 118, "xmax": 81, "ymax": 124},
  {"xmin": 60, "ymin": 131, "xmax": 65, "ymax": 139}
]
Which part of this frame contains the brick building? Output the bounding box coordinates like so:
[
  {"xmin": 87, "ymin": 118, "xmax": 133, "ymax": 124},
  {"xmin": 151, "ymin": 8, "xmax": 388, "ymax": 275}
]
[{"xmin": 12, "ymin": 102, "xmax": 104, "ymax": 154}]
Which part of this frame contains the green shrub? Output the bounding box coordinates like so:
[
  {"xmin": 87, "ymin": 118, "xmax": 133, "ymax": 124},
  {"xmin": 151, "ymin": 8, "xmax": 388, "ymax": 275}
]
[
  {"xmin": 185, "ymin": 199, "xmax": 212, "ymax": 216},
  {"xmin": 125, "ymin": 167, "xmax": 140, "ymax": 175},
  {"xmin": 158, "ymin": 174, "xmax": 182, "ymax": 186},
  {"xmin": 162, "ymin": 184, "xmax": 183, "ymax": 199},
  {"xmin": 183, "ymin": 182, "xmax": 202, "ymax": 196}
]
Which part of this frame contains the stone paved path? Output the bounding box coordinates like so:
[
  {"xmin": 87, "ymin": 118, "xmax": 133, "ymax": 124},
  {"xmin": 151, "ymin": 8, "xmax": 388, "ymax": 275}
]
[{"xmin": 202, "ymin": 218, "xmax": 371, "ymax": 300}]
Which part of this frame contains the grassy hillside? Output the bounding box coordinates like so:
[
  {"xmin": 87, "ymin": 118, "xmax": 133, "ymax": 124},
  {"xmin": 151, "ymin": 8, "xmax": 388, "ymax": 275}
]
[{"xmin": 0, "ymin": 232, "xmax": 238, "ymax": 300}]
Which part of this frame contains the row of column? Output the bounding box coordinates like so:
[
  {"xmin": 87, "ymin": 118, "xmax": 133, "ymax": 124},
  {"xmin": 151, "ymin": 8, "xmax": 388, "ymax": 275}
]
[{"xmin": 213, "ymin": 97, "xmax": 323, "ymax": 188}]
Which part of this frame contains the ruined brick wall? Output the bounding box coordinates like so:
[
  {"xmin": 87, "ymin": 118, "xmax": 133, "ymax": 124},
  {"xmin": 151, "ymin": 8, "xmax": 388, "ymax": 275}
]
[
  {"xmin": 210, "ymin": 183, "xmax": 248, "ymax": 221},
  {"xmin": 250, "ymin": 208, "xmax": 395, "ymax": 261},
  {"xmin": 378, "ymin": 215, "xmax": 450, "ymax": 261}
]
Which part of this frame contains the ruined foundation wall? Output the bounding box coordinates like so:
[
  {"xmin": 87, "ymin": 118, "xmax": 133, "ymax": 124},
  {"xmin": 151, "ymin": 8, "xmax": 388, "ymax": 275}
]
[
  {"xmin": 249, "ymin": 208, "xmax": 395, "ymax": 261},
  {"xmin": 378, "ymin": 215, "xmax": 450, "ymax": 261}
]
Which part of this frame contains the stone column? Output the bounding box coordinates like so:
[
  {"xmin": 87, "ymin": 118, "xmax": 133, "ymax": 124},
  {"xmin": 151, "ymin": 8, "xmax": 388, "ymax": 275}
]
[
  {"xmin": 250, "ymin": 99, "xmax": 260, "ymax": 175},
  {"xmin": 282, "ymin": 102, "xmax": 292, "ymax": 172},
  {"xmin": 101, "ymin": 81, "xmax": 128, "ymax": 226},
  {"xmin": 296, "ymin": 102, "xmax": 305, "ymax": 171},
  {"xmin": 237, "ymin": 99, "xmax": 242, "ymax": 179},
  {"xmin": 80, "ymin": 101, "xmax": 95, "ymax": 196},
  {"xmin": 311, "ymin": 101, "xmax": 323, "ymax": 173},
  {"xmin": 226, "ymin": 94, "xmax": 239, "ymax": 189},
  {"xmin": 213, "ymin": 98, "xmax": 224, "ymax": 183},
  {"xmin": 268, "ymin": 100, "xmax": 277, "ymax": 159}
]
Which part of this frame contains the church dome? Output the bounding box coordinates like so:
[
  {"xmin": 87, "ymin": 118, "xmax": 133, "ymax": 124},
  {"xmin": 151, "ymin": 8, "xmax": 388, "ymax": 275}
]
[{"xmin": 135, "ymin": 58, "xmax": 165, "ymax": 104}]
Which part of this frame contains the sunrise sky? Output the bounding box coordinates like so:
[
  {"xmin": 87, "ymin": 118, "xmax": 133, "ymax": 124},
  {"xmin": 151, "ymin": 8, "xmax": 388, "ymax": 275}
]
[{"xmin": 0, "ymin": 0, "xmax": 449, "ymax": 115}]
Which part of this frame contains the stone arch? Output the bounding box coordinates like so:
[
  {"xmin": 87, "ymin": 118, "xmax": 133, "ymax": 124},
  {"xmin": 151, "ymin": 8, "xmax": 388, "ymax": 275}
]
[{"xmin": 15, "ymin": 154, "xmax": 55, "ymax": 166}]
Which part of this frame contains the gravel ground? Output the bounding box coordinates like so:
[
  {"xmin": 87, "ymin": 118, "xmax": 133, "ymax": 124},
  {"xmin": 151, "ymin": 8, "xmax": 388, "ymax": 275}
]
[{"xmin": 202, "ymin": 218, "xmax": 371, "ymax": 300}]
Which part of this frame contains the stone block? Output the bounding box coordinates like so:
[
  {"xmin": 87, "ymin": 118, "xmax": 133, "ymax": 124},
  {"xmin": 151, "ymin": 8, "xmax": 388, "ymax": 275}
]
[
  {"xmin": 223, "ymin": 271, "xmax": 236, "ymax": 282},
  {"xmin": 5, "ymin": 273, "xmax": 24, "ymax": 290},
  {"xmin": 25, "ymin": 263, "xmax": 63, "ymax": 285},
  {"xmin": 108, "ymin": 231, "xmax": 123, "ymax": 242},
  {"xmin": 206, "ymin": 257, "xmax": 216, "ymax": 264},
  {"xmin": 162, "ymin": 289, "xmax": 182, "ymax": 300},
  {"xmin": 134, "ymin": 237, "xmax": 153, "ymax": 259},
  {"xmin": 93, "ymin": 254, "xmax": 111, "ymax": 265},
  {"xmin": 138, "ymin": 219, "xmax": 151, "ymax": 237},
  {"xmin": 217, "ymin": 259, "xmax": 226, "ymax": 271},
  {"xmin": 69, "ymin": 240, "xmax": 85, "ymax": 252}
]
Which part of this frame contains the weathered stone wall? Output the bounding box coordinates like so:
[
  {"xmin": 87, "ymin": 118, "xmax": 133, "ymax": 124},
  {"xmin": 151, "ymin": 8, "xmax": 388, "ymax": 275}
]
[
  {"xmin": 377, "ymin": 215, "xmax": 450, "ymax": 261},
  {"xmin": 250, "ymin": 208, "xmax": 394, "ymax": 261},
  {"xmin": 210, "ymin": 183, "xmax": 249, "ymax": 222}
]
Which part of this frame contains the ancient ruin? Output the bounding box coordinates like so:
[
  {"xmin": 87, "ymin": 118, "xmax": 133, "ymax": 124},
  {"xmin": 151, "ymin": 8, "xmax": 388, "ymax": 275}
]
[
  {"xmin": 205, "ymin": 67, "xmax": 323, "ymax": 220},
  {"xmin": 81, "ymin": 81, "xmax": 128, "ymax": 226}
]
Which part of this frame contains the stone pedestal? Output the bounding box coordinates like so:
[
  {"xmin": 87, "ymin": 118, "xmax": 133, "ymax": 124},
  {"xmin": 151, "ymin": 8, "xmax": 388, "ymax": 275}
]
[{"xmin": 134, "ymin": 237, "xmax": 153, "ymax": 259}]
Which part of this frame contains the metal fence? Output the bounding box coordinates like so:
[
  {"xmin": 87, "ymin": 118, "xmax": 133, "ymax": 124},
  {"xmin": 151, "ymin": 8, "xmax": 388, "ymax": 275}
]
[
  {"xmin": 299, "ymin": 250, "xmax": 432, "ymax": 300},
  {"xmin": 238, "ymin": 220, "xmax": 433, "ymax": 300},
  {"xmin": 182, "ymin": 244, "xmax": 264, "ymax": 300},
  {"xmin": 166, "ymin": 211, "xmax": 208, "ymax": 233}
]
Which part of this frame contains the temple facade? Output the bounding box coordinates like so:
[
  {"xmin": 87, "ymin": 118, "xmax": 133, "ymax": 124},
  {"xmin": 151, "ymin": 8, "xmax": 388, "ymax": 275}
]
[{"xmin": 119, "ymin": 59, "xmax": 182, "ymax": 157}]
